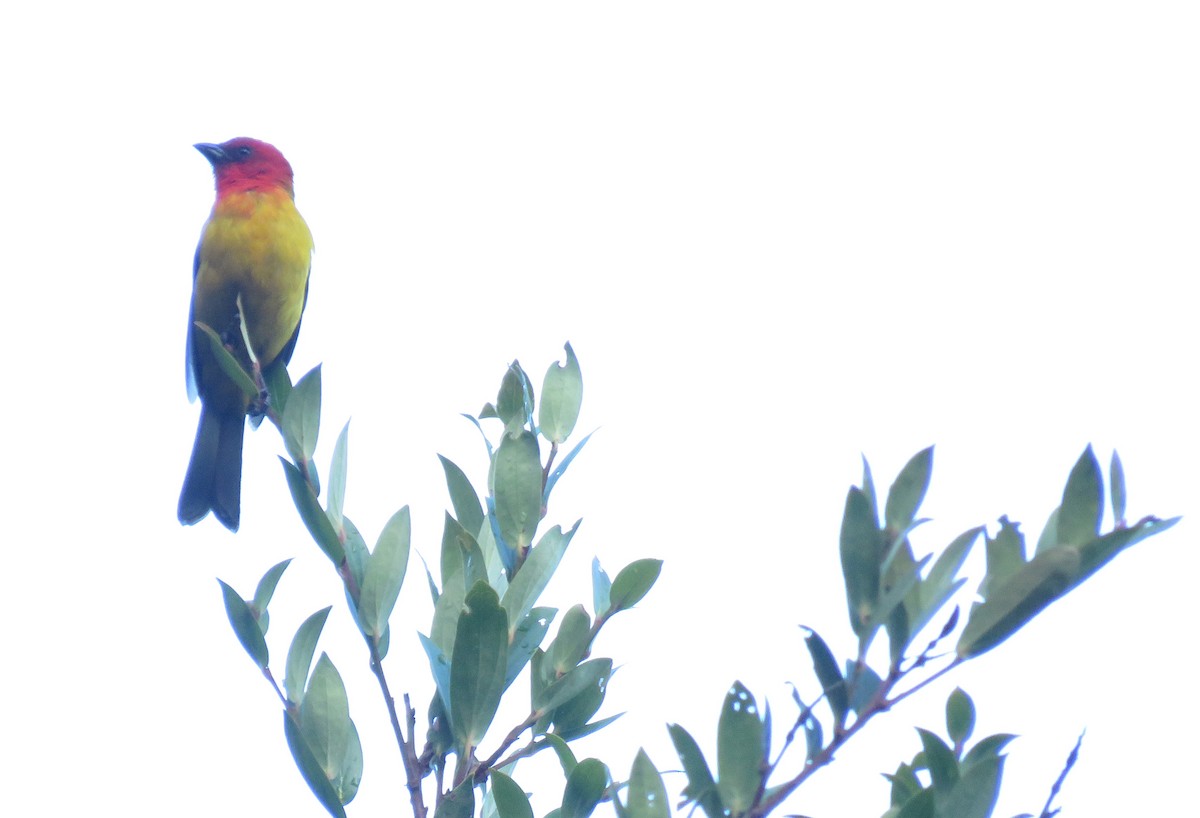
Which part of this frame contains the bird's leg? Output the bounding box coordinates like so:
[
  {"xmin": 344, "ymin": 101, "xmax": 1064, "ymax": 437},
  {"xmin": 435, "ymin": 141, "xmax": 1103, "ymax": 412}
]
[{"xmin": 233, "ymin": 295, "xmax": 271, "ymax": 421}]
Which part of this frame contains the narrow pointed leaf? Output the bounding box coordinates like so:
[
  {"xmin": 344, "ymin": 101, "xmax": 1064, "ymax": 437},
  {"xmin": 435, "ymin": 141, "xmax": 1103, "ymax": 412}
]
[
  {"xmin": 326, "ymin": 422, "xmax": 349, "ymax": 530},
  {"xmin": 494, "ymin": 430, "xmax": 543, "ymax": 554},
  {"xmin": 1072, "ymin": 515, "xmax": 1179, "ymax": 587},
  {"xmin": 540, "ymin": 342, "xmax": 583, "ymax": 445},
  {"xmin": 252, "ymin": 558, "xmax": 292, "ymax": 614},
  {"xmin": 1057, "ymin": 445, "xmax": 1102, "ymax": 546},
  {"xmin": 885, "ymin": 447, "xmax": 933, "ymax": 533},
  {"xmin": 282, "ymin": 458, "xmax": 345, "ymax": 564},
  {"xmin": 668, "ymin": 723, "xmax": 723, "ymax": 818},
  {"xmin": 285, "ymin": 606, "xmax": 332, "ymax": 705},
  {"xmin": 916, "ymin": 728, "xmax": 958, "ymax": 793},
  {"xmin": 543, "ymin": 430, "xmax": 594, "ymax": 504},
  {"xmin": 440, "ymin": 454, "xmax": 485, "ymax": 538},
  {"xmin": 958, "ymin": 547, "xmax": 1081, "ymax": 658},
  {"xmin": 937, "ymin": 755, "xmax": 1003, "ymax": 818},
  {"xmin": 945, "ymin": 687, "xmax": 976, "ymax": 748},
  {"xmin": 592, "ymin": 558, "xmax": 611, "ymax": 617},
  {"xmin": 1110, "ymin": 450, "xmax": 1126, "ymax": 524},
  {"xmin": 490, "ymin": 770, "xmax": 534, "ymax": 818},
  {"xmin": 561, "ymin": 757, "xmax": 608, "ymax": 818},
  {"xmin": 608, "ymin": 559, "xmax": 662, "ymax": 614},
  {"xmin": 537, "ymin": 658, "xmax": 611, "ymax": 714},
  {"xmin": 298, "ymin": 654, "xmax": 358, "ymax": 800},
  {"xmin": 496, "ymin": 362, "xmax": 534, "ymax": 431},
  {"xmin": 451, "ymin": 581, "xmax": 509, "ymax": 749},
  {"xmin": 802, "ymin": 628, "xmax": 847, "ymax": 725},
  {"xmin": 840, "ymin": 486, "xmax": 882, "ymax": 635},
  {"xmin": 419, "ymin": 632, "xmax": 452, "ymax": 717},
  {"xmin": 506, "ymin": 607, "xmax": 557, "ymax": 690},
  {"xmin": 978, "ymin": 517, "xmax": 1025, "ymax": 601},
  {"xmin": 358, "ymin": 507, "xmax": 411, "ymax": 639},
  {"xmin": 716, "ymin": 681, "xmax": 766, "ymax": 814},
  {"xmin": 195, "ymin": 321, "xmax": 259, "ymax": 401},
  {"xmin": 501, "ymin": 523, "xmax": 577, "ymax": 639},
  {"xmin": 218, "ymin": 579, "xmax": 267, "ymax": 669},
  {"xmin": 627, "ymin": 749, "xmax": 669, "ymax": 818},
  {"xmin": 284, "ymin": 712, "xmax": 347, "ymax": 818},
  {"xmin": 550, "ymin": 604, "xmax": 592, "ymax": 674},
  {"xmin": 283, "ymin": 365, "xmax": 322, "ymax": 463}
]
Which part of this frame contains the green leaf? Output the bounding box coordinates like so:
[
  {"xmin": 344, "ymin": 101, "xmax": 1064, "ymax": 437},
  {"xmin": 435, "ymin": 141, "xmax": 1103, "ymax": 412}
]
[
  {"xmin": 861, "ymin": 455, "xmax": 879, "ymax": 525},
  {"xmin": 840, "ymin": 487, "xmax": 882, "ymax": 635},
  {"xmin": 668, "ymin": 723, "xmax": 723, "ymax": 818},
  {"xmin": 885, "ymin": 447, "xmax": 933, "ymax": 534},
  {"xmin": 284, "ymin": 711, "xmax": 347, "ymax": 818},
  {"xmin": 264, "ymin": 359, "xmax": 293, "ymax": 414},
  {"xmin": 802, "ymin": 628, "xmax": 847, "ymax": 725},
  {"xmin": 957, "ymin": 546, "xmax": 1081, "ymax": 658},
  {"xmin": 885, "ymin": 762, "xmax": 923, "ymax": 806},
  {"xmin": 561, "ymin": 757, "xmax": 608, "ymax": 818},
  {"xmin": 435, "ymin": 779, "xmax": 476, "ymax": 818},
  {"xmin": 962, "ymin": 733, "xmax": 1016, "ymax": 767},
  {"xmin": 496, "ymin": 362, "xmax": 535, "ymax": 431},
  {"xmin": 936, "ymin": 755, "xmax": 1003, "ymax": 818},
  {"xmin": 542, "ymin": 732, "xmax": 580, "ymax": 775},
  {"xmin": 846, "ymin": 660, "xmax": 884, "ymax": 715},
  {"xmin": 283, "ymin": 365, "xmax": 323, "ymax": 463},
  {"xmin": 592, "ymin": 558, "xmax": 611, "ymax": 617},
  {"xmin": 298, "ymin": 654, "xmax": 361, "ymax": 804},
  {"xmin": 626, "ymin": 749, "xmax": 669, "ymax": 818},
  {"xmin": 539, "ymin": 342, "xmax": 583, "ymax": 445},
  {"xmin": 895, "ymin": 788, "xmax": 935, "ymax": 818},
  {"xmin": 1034, "ymin": 507, "xmax": 1062, "ymax": 555},
  {"xmin": 281, "ymin": 458, "xmax": 345, "ymax": 564},
  {"xmin": 506, "ymin": 607, "xmax": 557, "ymax": 690},
  {"xmin": 194, "ymin": 321, "xmax": 259, "ymax": 401},
  {"xmin": 910, "ymin": 527, "xmax": 980, "ymax": 639},
  {"xmin": 419, "ymin": 633, "xmax": 452, "ymax": 718},
  {"xmin": 550, "ymin": 604, "xmax": 592, "ymax": 674},
  {"xmin": 716, "ymin": 681, "xmax": 766, "ymax": 815},
  {"xmin": 493, "ymin": 430, "xmax": 543, "ymax": 555},
  {"xmin": 441, "ymin": 513, "xmax": 487, "ymax": 592},
  {"xmin": 252, "ymin": 558, "xmax": 292, "ymax": 619},
  {"xmin": 607, "ymin": 559, "xmax": 663, "ymax": 614},
  {"xmin": 451, "ymin": 581, "xmax": 509, "ymax": 749},
  {"xmin": 916, "ymin": 728, "xmax": 958, "ymax": 793},
  {"xmin": 945, "ymin": 688, "xmax": 976, "ymax": 749},
  {"xmin": 1056, "ymin": 445, "xmax": 1102, "ymax": 546},
  {"xmin": 285, "ymin": 606, "xmax": 332, "ymax": 706},
  {"xmin": 543, "ymin": 430, "xmax": 594, "ymax": 505},
  {"xmin": 341, "ymin": 515, "xmax": 368, "ymax": 595},
  {"xmin": 431, "ymin": 574, "xmax": 468, "ymax": 658},
  {"xmin": 978, "ymin": 517, "xmax": 1025, "ymax": 601},
  {"xmin": 548, "ymin": 662, "xmax": 612, "ymax": 736},
  {"xmin": 440, "ymin": 454, "xmax": 485, "ymax": 538},
  {"xmin": 501, "ymin": 523, "xmax": 577, "ymax": 639},
  {"xmin": 218, "ymin": 579, "xmax": 267, "ymax": 669},
  {"xmin": 490, "ymin": 771, "xmax": 534, "ymax": 818},
  {"xmin": 537, "ymin": 658, "xmax": 611, "ymax": 714},
  {"xmin": 1072, "ymin": 515, "xmax": 1179, "ymax": 588},
  {"xmin": 1110, "ymin": 450, "xmax": 1126, "ymax": 524},
  {"xmin": 326, "ymin": 421, "xmax": 349, "ymax": 530},
  {"xmin": 358, "ymin": 507, "xmax": 411, "ymax": 639}
]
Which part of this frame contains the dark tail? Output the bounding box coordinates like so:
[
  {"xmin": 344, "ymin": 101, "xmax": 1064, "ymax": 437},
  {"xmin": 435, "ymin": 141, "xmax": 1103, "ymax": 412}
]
[{"xmin": 178, "ymin": 406, "xmax": 245, "ymax": 531}]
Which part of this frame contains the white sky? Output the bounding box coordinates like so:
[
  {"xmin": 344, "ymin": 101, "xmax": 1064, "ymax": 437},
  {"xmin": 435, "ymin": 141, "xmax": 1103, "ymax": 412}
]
[{"xmin": 2, "ymin": 2, "xmax": 1197, "ymax": 816}]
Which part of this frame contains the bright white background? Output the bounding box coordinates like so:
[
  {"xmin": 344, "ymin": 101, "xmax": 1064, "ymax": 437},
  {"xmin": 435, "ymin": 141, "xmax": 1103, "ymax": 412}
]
[{"xmin": 2, "ymin": 3, "xmax": 1196, "ymax": 816}]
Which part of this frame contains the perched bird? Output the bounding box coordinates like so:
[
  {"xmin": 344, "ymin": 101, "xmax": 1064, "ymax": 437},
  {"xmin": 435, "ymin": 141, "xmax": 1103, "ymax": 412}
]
[{"xmin": 178, "ymin": 137, "xmax": 313, "ymax": 531}]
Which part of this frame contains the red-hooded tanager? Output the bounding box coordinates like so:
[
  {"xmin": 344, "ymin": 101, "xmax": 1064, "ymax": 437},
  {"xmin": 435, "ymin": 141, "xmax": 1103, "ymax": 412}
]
[{"xmin": 178, "ymin": 137, "xmax": 313, "ymax": 531}]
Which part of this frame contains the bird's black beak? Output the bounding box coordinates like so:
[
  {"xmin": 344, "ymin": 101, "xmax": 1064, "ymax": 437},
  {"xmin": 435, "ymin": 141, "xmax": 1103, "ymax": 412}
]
[{"xmin": 194, "ymin": 142, "xmax": 229, "ymax": 165}]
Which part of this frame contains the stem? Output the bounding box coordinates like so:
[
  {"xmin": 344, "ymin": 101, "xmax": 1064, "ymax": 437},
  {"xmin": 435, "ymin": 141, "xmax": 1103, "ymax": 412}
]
[
  {"xmin": 474, "ymin": 713, "xmax": 540, "ymax": 782},
  {"xmin": 369, "ymin": 639, "xmax": 427, "ymax": 818}
]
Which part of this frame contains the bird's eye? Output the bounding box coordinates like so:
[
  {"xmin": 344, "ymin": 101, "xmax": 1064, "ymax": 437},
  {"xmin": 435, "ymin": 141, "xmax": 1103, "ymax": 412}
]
[{"xmin": 236, "ymin": 146, "xmax": 253, "ymax": 160}]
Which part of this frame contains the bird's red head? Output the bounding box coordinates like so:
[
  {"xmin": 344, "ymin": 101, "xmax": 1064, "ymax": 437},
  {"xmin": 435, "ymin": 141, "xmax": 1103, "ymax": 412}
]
[{"xmin": 195, "ymin": 137, "xmax": 296, "ymax": 198}]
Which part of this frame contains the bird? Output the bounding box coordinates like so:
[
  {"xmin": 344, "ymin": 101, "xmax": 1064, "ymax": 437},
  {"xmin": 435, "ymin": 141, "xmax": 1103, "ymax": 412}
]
[{"xmin": 178, "ymin": 137, "xmax": 314, "ymax": 532}]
